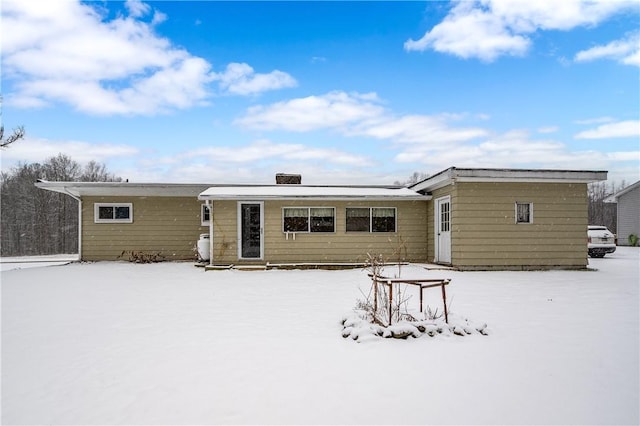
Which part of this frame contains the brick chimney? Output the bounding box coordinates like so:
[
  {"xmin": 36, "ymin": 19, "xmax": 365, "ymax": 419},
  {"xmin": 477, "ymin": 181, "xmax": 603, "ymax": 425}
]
[{"xmin": 276, "ymin": 173, "xmax": 302, "ymax": 184}]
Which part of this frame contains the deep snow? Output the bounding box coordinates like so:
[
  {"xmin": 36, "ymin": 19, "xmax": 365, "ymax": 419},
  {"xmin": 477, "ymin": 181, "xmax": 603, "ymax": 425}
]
[{"xmin": 1, "ymin": 248, "xmax": 638, "ymax": 425}]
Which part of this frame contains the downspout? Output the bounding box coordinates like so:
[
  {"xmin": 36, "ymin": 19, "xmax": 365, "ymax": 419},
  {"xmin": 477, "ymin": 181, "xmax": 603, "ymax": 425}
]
[
  {"xmin": 207, "ymin": 200, "xmax": 213, "ymax": 266},
  {"xmin": 61, "ymin": 187, "xmax": 82, "ymax": 260}
]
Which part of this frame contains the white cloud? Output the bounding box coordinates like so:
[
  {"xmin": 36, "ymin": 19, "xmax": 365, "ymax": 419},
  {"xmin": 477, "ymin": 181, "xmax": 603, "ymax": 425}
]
[
  {"xmin": 1, "ymin": 1, "xmax": 295, "ymax": 115},
  {"xmin": 574, "ymin": 120, "xmax": 640, "ymax": 139},
  {"xmin": 574, "ymin": 116, "xmax": 615, "ymax": 125},
  {"xmin": 125, "ymin": 0, "xmax": 151, "ymax": 18},
  {"xmin": 405, "ymin": 0, "xmax": 637, "ymax": 61},
  {"xmin": 0, "ymin": 137, "xmax": 139, "ymax": 171},
  {"xmin": 404, "ymin": 1, "xmax": 529, "ymax": 61},
  {"xmin": 182, "ymin": 140, "xmax": 372, "ymax": 167},
  {"xmin": 537, "ymin": 126, "xmax": 558, "ymax": 134},
  {"xmin": 111, "ymin": 139, "xmax": 378, "ymax": 184},
  {"xmin": 212, "ymin": 63, "xmax": 297, "ymax": 96},
  {"xmin": 236, "ymin": 91, "xmax": 386, "ymax": 132},
  {"xmin": 236, "ymin": 91, "xmax": 487, "ymax": 146},
  {"xmin": 1, "ymin": 1, "xmax": 212, "ymax": 115},
  {"xmin": 394, "ymin": 129, "xmax": 640, "ymax": 179},
  {"xmin": 575, "ymin": 32, "xmax": 640, "ymax": 67}
]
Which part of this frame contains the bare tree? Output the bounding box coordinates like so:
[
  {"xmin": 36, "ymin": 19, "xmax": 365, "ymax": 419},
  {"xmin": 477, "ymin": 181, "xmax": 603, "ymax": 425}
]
[
  {"xmin": 1, "ymin": 154, "xmax": 121, "ymax": 256},
  {"xmin": 588, "ymin": 181, "xmax": 624, "ymax": 233},
  {"xmin": 0, "ymin": 125, "xmax": 25, "ymax": 148},
  {"xmin": 394, "ymin": 171, "xmax": 429, "ymax": 187},
  {"xmin": 0, "ymin": 95, "xmax": 26, "ymax": 148}
]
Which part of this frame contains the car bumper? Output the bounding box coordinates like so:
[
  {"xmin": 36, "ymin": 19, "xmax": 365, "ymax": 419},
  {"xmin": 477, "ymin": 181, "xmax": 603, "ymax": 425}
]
[{"xmin": 588, "ymin": 246, "xmax": 616, "ymax": 255}]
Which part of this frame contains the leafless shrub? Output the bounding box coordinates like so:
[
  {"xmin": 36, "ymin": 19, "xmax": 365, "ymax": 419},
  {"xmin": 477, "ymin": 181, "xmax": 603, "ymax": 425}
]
[{"xmin": 119, "ymin": 250, "xmax": 165, "ymax": 263}]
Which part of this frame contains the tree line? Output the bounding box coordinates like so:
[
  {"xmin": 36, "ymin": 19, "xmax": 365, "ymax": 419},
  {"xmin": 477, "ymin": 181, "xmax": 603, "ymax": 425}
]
[{"xmin": 1, "ymin": 154, "xmax": 121, "ymax": 256}]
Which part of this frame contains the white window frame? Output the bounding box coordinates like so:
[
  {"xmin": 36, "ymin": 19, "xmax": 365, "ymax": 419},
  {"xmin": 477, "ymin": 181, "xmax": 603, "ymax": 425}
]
[
  {"xmin": 346, "ymin": 207, "xmax": 397, "ymax": 233},
  {"xmin": 94, "ymin": 203, "xmax": 133, "ymax": 224},
  {"xmin": 201, "ymin": 204, "xmax": 211, "ymax": 226},
  {"xmin": 515, "ymin": 202, "xmax": 533, "ymax": 224},
  {"xmin": 282, "ymin": 207, "xmax": 336, "ymax": 233}
]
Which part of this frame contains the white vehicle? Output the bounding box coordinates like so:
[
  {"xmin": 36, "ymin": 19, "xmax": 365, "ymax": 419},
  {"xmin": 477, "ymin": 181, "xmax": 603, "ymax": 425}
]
[{"xmin": 587, "ymin": 225, "xmax": 616, "ymax": 258}]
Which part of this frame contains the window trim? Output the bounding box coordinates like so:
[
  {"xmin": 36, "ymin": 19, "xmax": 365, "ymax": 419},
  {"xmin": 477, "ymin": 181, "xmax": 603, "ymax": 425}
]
[
  {"xmin": 346, "ymin": 207, "xmax": 397, "ymax": 233},
  {"xmin": 515, "ymin": 202, "xmax": 533, "ymax": 224},
  {"xmin": 94, "ymin": 202, "xmax": 133, "ymax": 224},
  {"xmin": 201, "ymin": 204, "xmax": 211, "ymax": 226},
  {"xmin": 282, "ymin": 206, "xmax": 336, "ymax": 233}
]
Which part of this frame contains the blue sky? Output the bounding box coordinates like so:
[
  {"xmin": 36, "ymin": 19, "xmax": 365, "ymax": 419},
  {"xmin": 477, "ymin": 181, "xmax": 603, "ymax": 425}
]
[{"xmin": 1, "ymin": 0, "xmax": 639, "ymax": 185}]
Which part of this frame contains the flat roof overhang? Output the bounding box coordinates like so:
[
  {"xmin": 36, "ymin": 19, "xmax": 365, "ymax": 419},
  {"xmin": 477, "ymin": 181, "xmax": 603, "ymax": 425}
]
[
  {"xmin": 35, "ymin": 181, "xmax": 212, "ymax": 198},
  {"xmin": 410, "ymin": 167, "xmax": 608, "ymax": 193},
  {"xmin": 198, "ymin": 185, "xmax": 430, "ymax": 201}
]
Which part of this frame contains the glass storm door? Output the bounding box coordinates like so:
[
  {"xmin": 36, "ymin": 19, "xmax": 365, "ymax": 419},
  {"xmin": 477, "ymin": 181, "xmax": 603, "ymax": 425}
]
[
  {"xmin": 239, "ymin": 202, "xmax": 263, "ymax": 259},
  {"xmin": 435, "ymin": 196, "xmax": 452, "ymax": 264}
]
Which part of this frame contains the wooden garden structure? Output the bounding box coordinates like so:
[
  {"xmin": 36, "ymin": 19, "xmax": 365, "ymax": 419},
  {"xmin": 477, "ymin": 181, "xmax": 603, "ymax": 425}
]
[{"xmin": 370, "ymin": 273, "xmax": 451, "ymax": 325}]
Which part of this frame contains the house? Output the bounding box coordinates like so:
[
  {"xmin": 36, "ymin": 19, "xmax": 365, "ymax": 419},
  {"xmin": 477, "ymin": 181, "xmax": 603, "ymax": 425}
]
[
  {"xmin": 604, "ymin": 180, "xmax": 640, "ymax": 246},
  {"xmin": 36, "ymin": 167, "xmax": 607, "ymax": 270}
]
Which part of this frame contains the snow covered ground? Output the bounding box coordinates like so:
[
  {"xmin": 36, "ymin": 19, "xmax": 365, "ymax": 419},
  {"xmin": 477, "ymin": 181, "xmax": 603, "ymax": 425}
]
[
  {"xmin": 2, "ymin": 248, "xmax": 638, "ymax": 425},
  {"xmin": 0, "ymin": 254, "xmax": 79, "ymax": 271}
]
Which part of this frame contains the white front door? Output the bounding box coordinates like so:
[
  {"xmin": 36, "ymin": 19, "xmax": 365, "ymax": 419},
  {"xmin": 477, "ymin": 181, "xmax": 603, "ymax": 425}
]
[{"xmin": 435, "ymin": 196, "xmax": 451, "ymax": 264}]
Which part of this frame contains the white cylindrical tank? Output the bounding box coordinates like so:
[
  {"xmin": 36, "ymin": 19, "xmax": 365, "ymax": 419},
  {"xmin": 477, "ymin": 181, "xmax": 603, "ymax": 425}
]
[{"xmin": 197, "ymin": 233, "xmax": 210, "ymax": 261}]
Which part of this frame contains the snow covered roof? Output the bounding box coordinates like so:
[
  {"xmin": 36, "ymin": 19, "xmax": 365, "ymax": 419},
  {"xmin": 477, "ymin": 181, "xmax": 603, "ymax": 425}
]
[
  {"xmin": 35, "ymin": 180, "xmax": 429, "ymax": 201},
  {"xmin": 35, "ymin": 181, "xmax": 212, "ymax": 198},
  {"xmin": 198, "ymin": 185, "xmax": 429, "ymax": 201},
  {"xmin": 604, "ymin": 180, "xmax": 640, "ymax": 203},
  {"xmin": 410, "ymin": 167, "xmax": 608, "ymax": 192}
]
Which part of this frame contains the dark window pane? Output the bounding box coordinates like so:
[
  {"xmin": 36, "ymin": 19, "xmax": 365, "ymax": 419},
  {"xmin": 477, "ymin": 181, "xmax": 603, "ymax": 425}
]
[
  {"xmin": 115, "ymin": 206, "xmax": 130, "ymax": 220},
  {"xmin": 99, "ymin": 206, "xmax": 114, "ymax": 220},
  {"xmin": 346, "ymin": 208, "xmax": 370, "ymax": 232},
  {"xmin": 372, "ymin": 208, "xmax": 395, "ymax": 232},
  {"xmin": 516, "ymin": 203, "xmax": 531, "ymax": 223},
  {"xmin": 284, "ymin": 216, "xmax": 308, "ymax": 232},
  {"xmin": 310, "ymin": 208, "xmax": 334, "ymax": 232}
]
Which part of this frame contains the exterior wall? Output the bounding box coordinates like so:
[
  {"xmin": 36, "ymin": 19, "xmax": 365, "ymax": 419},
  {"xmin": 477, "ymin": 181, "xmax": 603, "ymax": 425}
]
[
  {"xmin": 81, "ymin": 196, "xmax": 207, "ymax": 261},
  {"xmin": 210, "ymin": 199, "xmax": 428, "ymax": 265},
  {"xmin": 429, "ymin": 182, "xmax": 589, "ymax": 270},
  {"xmin": 617, "ymin": 185, "xmax": 640, "ymax": 246}
]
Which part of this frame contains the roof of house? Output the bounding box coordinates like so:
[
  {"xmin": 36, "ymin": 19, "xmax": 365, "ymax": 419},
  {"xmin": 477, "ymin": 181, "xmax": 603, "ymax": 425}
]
[
  {"xmin": 603, "ymin": 180, "xmax": 640, "ymax": 203},
  {"xmin": 35, "ymin": 181, "xmax": 212, "ymax": 198},
  {"xmin": 410, "ymin": 167, "xmax": 608, "ymax": 193},
  {"xmin": 35, "ymin": 180, "xmax": 429, "ymax": 201},
  {"xmin": 198, "ymin": 185, "xmax": 429, "ymax": 200}
]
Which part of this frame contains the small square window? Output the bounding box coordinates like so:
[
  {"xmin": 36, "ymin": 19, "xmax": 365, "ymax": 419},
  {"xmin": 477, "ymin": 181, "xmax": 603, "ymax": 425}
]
[
  {"xmin": 201, "ymin": 204, "xmax": 211, "ymax": 226},
  {"xmin": 94, "ymin": 203, "xmax": 133, "ymax": 223},
  {"xmin": 516, "ymin": 202, "xmax": 533, "ymax": 224}
]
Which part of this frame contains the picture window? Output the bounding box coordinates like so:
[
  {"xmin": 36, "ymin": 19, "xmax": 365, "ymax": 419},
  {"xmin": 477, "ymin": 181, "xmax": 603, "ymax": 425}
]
[
  {"xmin": 283, "ymin": 207, "xmax": 335, "ymax": 233},
  {"xmin": 346, "ymin": 207, "xmax": 396, "ymax": 232}
]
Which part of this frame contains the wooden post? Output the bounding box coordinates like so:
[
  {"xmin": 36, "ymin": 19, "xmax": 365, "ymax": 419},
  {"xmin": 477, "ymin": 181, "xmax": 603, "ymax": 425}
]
[
  {"xmin": 373, "ymin": 275, "xmax": 378, "ymax": 313},
  {"xmin": 441, "ymin": 281, "xmax": 449, "ymax": 324},
  {"xmin": 420, "ymin": 286, "xmax": 424, "ymax": 313},
  {"xmin": 388, "ymin": 281, "xmax": 393, "ymax": 325}
]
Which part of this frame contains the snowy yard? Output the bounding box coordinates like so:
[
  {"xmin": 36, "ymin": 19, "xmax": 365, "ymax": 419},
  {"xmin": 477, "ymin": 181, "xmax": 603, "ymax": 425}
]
[{"xmin": 2, "ymin": 249, "xmax": 638, "ymax": 425}]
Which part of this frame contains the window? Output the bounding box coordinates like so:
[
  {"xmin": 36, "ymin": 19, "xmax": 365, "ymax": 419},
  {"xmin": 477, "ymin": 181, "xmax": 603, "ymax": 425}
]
[
  {"xmin": 94, "ymin": 203, "xmax": 133, "ymax": 223},
  {"xmin": 516, "ymin": 202, "xmax": 533, "ymax": 224},
  {"xmin": 283, "ymin": 207, "xmax": 335, "ymax": 233},
  {"xmin": 346, "ymin": 207, "xmax": 396, "ymax": 232},
  {"xmin": 201, "ymin": 204, "xmax": 211, "ymax": 226}
]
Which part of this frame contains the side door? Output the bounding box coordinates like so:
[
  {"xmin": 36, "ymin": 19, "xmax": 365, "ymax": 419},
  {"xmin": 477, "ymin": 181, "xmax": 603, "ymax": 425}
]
[
  {"xmin": 238, "ymin": 202, "xmax": 263, "ymax": 260},
  {"xmin": 435, "ymin": 196, "xmax": 451, "ymax": 264}
]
